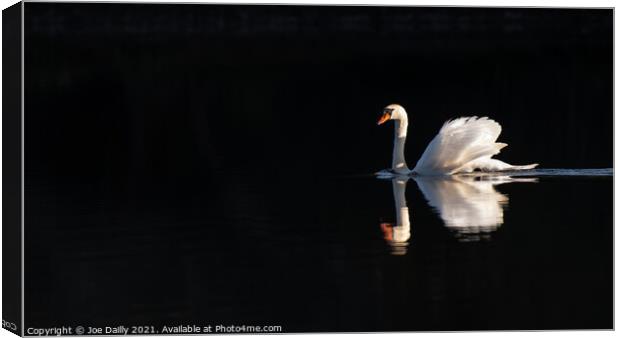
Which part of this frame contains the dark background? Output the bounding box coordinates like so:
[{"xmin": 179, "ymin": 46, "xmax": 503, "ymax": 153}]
[
  {"xmin": 25, "ymin": 4, "xmax": 613, "ymax": 185},
  {"xmin": 23, "ymin": 3, "xmax": 612, "ymax": 332}
]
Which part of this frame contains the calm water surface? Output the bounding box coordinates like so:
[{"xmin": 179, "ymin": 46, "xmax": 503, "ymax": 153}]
[{"xmin": 26, "ymin": 169, "xmax": 612, "ymax": 331}]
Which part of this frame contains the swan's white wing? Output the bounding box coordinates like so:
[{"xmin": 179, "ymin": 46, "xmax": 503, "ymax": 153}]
[{"xmin": 413, "ymin": 117, "xmax": 506, "ymax": 175}]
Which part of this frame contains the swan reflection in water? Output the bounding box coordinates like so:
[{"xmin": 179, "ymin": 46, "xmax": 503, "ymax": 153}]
[
  {"xmin": 380, "ymin": 178, "xmax": 411, "ymax": 255},
  {"xmin": 379, "ymin": 174, "xmax": 537, "ymax": 254}
]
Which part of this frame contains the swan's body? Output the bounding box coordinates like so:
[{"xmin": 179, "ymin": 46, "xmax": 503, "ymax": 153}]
[{"xmin": 377, "ymin": 104, "xmax": 538, "ymax": 175}]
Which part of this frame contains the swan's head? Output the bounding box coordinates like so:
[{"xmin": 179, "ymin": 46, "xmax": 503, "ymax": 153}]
[{"xmin": 377, "ymin": 104, "xmax": 407, "ymax": 125}]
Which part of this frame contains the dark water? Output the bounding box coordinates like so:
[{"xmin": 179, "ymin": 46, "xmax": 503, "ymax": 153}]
[
  {"xmin": 26, "ymin": 169, "xmax": 613, "ymax": 331},
  {"xmin": 22, "ymin": 3, "xmax": 612, "ymax": 333}
]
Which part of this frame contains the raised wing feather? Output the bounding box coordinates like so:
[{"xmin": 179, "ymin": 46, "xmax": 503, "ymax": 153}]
[{"xmin": 413, "ymin": 117, "xmax": 506, "ymax": 175}]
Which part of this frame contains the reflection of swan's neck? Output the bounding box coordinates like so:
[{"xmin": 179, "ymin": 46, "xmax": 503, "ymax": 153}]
[
  {"xmin": 392, "ymin": 179, "xmax": 410, "ymax": 243},
  {"xmin": 392, "ymin": 115, "xmax": 409, "ymax": 173}
]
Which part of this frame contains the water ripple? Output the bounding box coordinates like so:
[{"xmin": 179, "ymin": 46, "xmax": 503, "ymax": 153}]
[{"xmin": 489, "ymin": 168, "xmax": 613, "ymax": 177}]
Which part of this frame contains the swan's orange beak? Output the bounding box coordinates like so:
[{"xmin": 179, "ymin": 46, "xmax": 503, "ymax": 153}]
[
  {"xmin": 377, "ymin": 112, "xmax": 391, "ymax": 125},
  {"xmin": 381, "ymin": 222, "xmax": 394, "ymax": 241}
]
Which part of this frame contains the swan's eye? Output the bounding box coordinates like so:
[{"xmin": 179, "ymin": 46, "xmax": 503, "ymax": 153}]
[{"xmin": 383, "ymin": 108, "xmax": 394, "ymax": 116}]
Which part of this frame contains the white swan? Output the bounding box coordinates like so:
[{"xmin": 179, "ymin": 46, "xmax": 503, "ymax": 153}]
[{"xmin": 377, "ymin": 104, "xmax": 538, "ymax": 175}]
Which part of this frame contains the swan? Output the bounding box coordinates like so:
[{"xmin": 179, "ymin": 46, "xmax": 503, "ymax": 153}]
[{"xmin": 377, "ymin": 104, "xmax": 538, "ymax": 175}]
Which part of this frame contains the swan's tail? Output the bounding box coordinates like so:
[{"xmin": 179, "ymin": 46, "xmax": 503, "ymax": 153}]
[
  {"xmin": 467, "ymin": 159, "xmax": 538, "ymax": 172},
  {"xmin": 506, "ymin": 163, "xmax": 539, "ymax": 171}
]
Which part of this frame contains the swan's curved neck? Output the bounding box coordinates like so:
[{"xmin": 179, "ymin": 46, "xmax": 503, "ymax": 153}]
[{"xmin": 392, "ymin": 115, "xmax": 409, "ymax": 173}]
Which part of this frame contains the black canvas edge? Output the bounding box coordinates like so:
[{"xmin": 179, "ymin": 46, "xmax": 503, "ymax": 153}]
[{"xmin": 2, "ymin": 1, "xmax": 23, "ymax": 337}]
